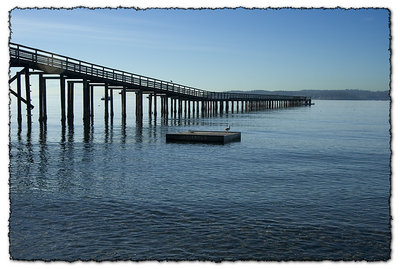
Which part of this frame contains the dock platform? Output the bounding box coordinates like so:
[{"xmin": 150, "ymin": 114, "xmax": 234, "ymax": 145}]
[{"xmin": 166, "ymin": 130, "xmax": 241, "ymax": 144}]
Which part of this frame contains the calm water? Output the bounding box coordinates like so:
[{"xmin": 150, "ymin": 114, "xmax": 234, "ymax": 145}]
[{"xmin": 9, "ymin": 99, "xmax": 391, "ymax": 261}]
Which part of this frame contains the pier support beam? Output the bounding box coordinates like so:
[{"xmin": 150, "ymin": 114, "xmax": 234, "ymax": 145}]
[
  {"xmin": 178, "ymin": 98, "xmax": 182, "ymax": 117},
  {"xmin": 121, "ymin": 86, "xmax": 126, "ymax": 120},
  {"xmin": 161, "ymin": 96, "xmax": 164, "ymax": 116},
  {"xmin": 136, "ymin": 90, "xmax": 143, "ymax": 122},
  {"xmin": 24, "ymin": 68, "xmax": 32, "ymax": 128},
  {"xmin": 104, "ymin": 83, "xmax": 109, "ymax": 120},
  {"xmin": 148, "ymin": 93, "xmax": 153, "ymax": 118},
  {"xmin": 67, "ymin": 82, "xmax": 74, "ymax": 124},
  {"xmin": 164, "ymin": 96, "xmax": 168, "ymax": 118},
  {"xmin": 83, "ymin": 79, "xmax": 90, "ymax": 123},
  {"xmin": 38, "ymin": 74, "xmax": 47, "ymax": 123},
  {"xmin": 170, "ymin": 98, "xmax": 173, "ymax": 117},
  {"xmin": 110, "ymin": 88, "xmax": 114, "ymax": 119},
  {"xmin": 154, "ymin": 94, "xmax": 157, "ymax": 117},
  {"xmin": 16, "ymin": 74, "xmax": 22, "ymax": 129},
  {"xmin": 90, "ymin": 85, "xmax": 94, "ymax": 122},
  {"xmin": 174, "ymin": 98, "xmax": 177, "ymax": 117},
  {"xmin": 60, "ymin": 74, "xmax": 66, "ymax": 124}
]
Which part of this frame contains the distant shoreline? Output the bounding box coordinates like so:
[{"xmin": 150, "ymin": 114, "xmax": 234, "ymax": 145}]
[{"xmin": 227, "ymin": 89, "xmax": 390, "ymax": 101}]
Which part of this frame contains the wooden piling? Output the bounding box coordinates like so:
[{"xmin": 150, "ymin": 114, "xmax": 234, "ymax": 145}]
[
  {"xmin": 67, "ymin": 82, "xmax": 74, "ymax": 124},
  {"xmin": 154, "ymin": 94, "xmax": 157, "ymax": 117},
  {"xmin": 174, "ymin": 98, "xmax": 177, "ymax": 117},
  {"xmin": 121, "ymin": 86, "xmax": 126, "ymax": 120},
  {"xmin": 60, "ymin": 74, "xmax": 66, "ymax": 123},
  {"xmin": 104, "ymin": 83, "xmax": 109, "ymax": 120},
  {"xmin": 164, "ymin": 96, "xmax": 168, "ymax": 118},
  {"xmin": 170, "ymin": 97, "xmax": 174, "ymax": 116},
  {"xmin": 90, "ymin": 85, "xmax": 94, "ymax": 121},
  {"xmin": 16, "ymin": 74, "xmax": 22, "ymax": 128},
  {"xmin": 110, "ymin": 88, "xmax": 114, "ymax": 118},
  {"xmin": 38, "ymin": 74, "xmax": 44, "ymax": 122},
  {"xmin": 24, "ymin": 68, "xmax": 32, "ymax": 127},
  {"xmin": 148, "ymin": 93, "xmax": 153, "ymax": 117},
  {"xmin": 136, "ymin": 90, "xmax": 143, "ymax": 121},
  {"xmin": 161, "ymin": 96, "xmax": 164, "ymax": 116},
  {"xmin": 83, "ymin": 79, "xmax": 90, "ymax": 122}
]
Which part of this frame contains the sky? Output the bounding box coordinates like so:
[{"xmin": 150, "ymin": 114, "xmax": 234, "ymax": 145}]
[{"xmin": 9, "ymin": 8, "xmax": 390, "ymax": 92}]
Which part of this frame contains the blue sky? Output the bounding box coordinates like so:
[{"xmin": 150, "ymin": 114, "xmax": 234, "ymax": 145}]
[{"xmin": 9, "ymin": 8, "xmax": 390, "ymax": 92}]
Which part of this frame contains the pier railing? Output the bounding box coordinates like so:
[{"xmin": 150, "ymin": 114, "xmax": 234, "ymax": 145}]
[{"xmin": 10, "ymin": 43, "xmax": 307, "ymax": 102}]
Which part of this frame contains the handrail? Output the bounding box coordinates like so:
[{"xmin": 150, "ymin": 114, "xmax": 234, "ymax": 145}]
[{"xmin": 9, "ymin": 43, "xmax": 310, "ymax": 101}]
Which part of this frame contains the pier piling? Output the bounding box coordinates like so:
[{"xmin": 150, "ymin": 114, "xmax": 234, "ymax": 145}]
[
  {"xmin": 104, "ymin": 83, "xmax": 109, "ymax": 120},
  {"xmin": 60, "ymin": 74, "xmax": 66, "ymax": 123},
  {"xmin": 16, "ymin": 74, "xmax": 22, "ymax": 129},
  {"xmin": 67, "ymin": 82, "xmax": 74, "ymax": 124}
]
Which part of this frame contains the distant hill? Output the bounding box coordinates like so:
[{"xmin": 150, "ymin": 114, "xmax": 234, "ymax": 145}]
[{"xmin": 227, "ymin": 89, "xmax": 390, "ymax": 100}]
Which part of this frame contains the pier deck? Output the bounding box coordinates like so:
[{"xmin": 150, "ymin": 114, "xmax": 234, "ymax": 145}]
[{"xmin": 9, "ymin": 43, "xmax": 312, "ymax": 132}]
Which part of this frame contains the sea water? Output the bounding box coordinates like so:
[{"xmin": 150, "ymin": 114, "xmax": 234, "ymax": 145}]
[{"xmin": 9, "ymin": 98, "xmax": 391, "ymax": 261}]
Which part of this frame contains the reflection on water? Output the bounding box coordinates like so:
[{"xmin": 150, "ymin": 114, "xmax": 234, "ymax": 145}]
[{"xmin": 9, "ymin": 101, "xmax": 391, "ymax": 261}]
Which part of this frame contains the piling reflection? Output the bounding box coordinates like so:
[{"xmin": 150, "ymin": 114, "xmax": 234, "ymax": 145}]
[
  {"xmin": 61, "ymin": 123, "xmax": 66, "ymax": 144},
  {"xmin": 121, "ymin": 119, "xmax": 126, "ymax": 144},
  {"xmin": 83, "ymin": 120, "xmax": 92, "ymax": 143},
  {"xmin": 67, "ymin": 123, "xmax": 74, "ymax": 143},
  {"xmin": 39, "ymin": 122, "xmax": 47, "ymax": 144},
  {"xmin": 38, "ymin": 123, "xmax": 48, "ymax": 190},
  {"xmin": 135, "ymin": 124, "xmax": 143, "ymax": 143}
]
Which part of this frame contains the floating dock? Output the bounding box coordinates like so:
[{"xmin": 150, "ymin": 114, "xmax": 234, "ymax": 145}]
[{"xmin": 166, "ymin": 131, "xmax": 241, "ymax": 144}]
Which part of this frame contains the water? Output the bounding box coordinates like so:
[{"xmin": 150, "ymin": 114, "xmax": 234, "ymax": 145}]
[{"xmin": 9, "ymin": 99, "xmax": 391, "ymax": 261}]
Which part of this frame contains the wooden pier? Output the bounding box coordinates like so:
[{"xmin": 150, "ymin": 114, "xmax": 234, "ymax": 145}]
[{"xmin": 9, "ymin": 43, "xmax": 312, "ymax": 131}]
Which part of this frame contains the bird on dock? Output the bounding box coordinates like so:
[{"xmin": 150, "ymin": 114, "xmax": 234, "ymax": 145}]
[{"xmin": 225, "ymin": 125, "xmax": 230, "ymax": 132}]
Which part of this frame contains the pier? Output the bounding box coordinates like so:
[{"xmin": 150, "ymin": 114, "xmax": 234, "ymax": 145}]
[{"xmin": 9, "ymin": 43, "xmax": 312, "ymax": 131}]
